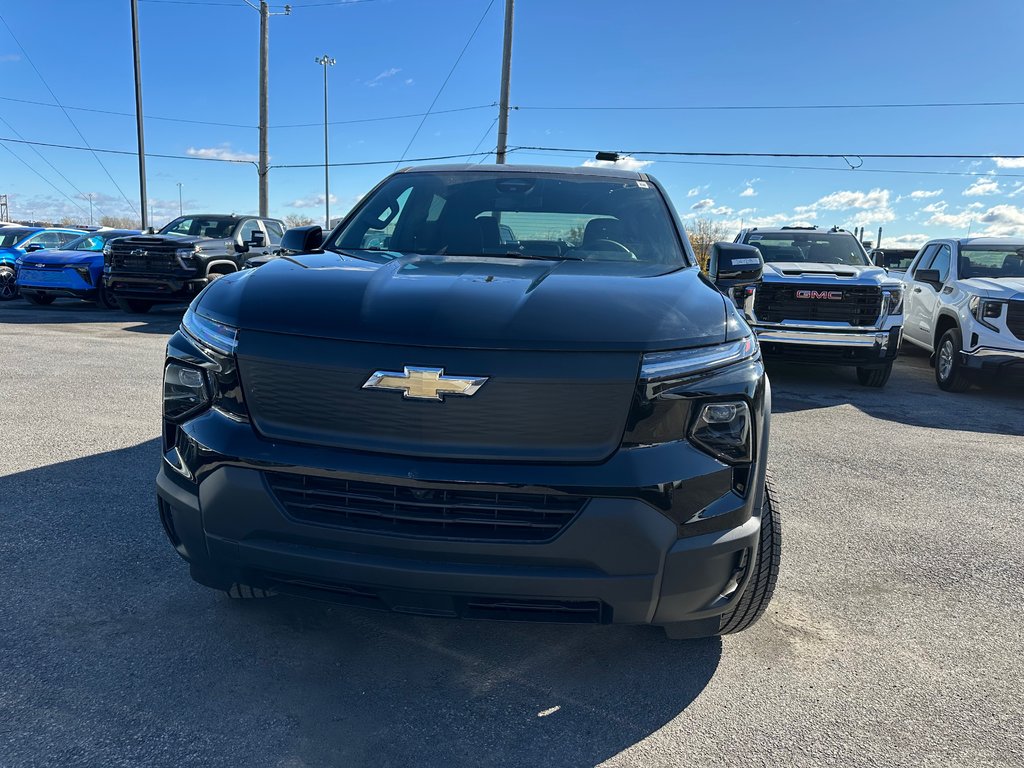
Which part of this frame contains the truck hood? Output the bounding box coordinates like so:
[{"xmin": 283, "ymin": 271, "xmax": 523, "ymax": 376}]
[
  {"xmin": 196, "ymin": 251, "xmax": 732, "ymax": 352},
  {"xmin": 115, "ymin": 233, "xmax": 229, "ymax": 249},
  {"xmin": 957, "ymin": 276, "xmax": 1024, "ymax": 299},
  {"xmin": 762, "ymin": 261, "xmax": 898, "ymax": 285}
]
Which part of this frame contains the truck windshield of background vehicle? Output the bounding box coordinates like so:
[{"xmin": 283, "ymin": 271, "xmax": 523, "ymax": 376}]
[
  {"xmin": 959, "ymin": 247, "xmax": 1024, "ymax": 279},
  {"xmin": 159, "ymin": 216, "xmax": 237, "ymax": 239},
  {"xmin": 0, "ymin": 229, "xmax": 34, "ymax": 248},
  {"xmin": 327, "ymin": 171, "xmax": 687, "ymax": 268},
  {"xmin": 746, "ymin": 233, "xmax": 870, "ymax": 266}
]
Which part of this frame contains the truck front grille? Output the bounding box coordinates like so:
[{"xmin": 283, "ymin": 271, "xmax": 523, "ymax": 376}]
[
  {"xmin": 265, "ymin": 471, "xmax": 585, "ymax": 542},
  {"xmin": 1006, "ymin": 300, "xmax": 1024, "ymax": 341},
  {"xmin": 109, "ymin": 239, "xmax": 180, "ymax": 272},
  {"xmin": 754, "ymin": 284, "xmax": 882, "ymax": 326}
]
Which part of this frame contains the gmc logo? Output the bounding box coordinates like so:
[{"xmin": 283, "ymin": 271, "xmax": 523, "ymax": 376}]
[{"xmin": 795, "ymin": 289, "xmax": 843, "ymax": 300}]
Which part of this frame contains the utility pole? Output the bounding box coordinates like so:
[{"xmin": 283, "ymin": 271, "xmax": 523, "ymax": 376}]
[
  {"xmin": 88, "ymin": 193, "xmax": 93, "ymax": 226},
  {"xmin": 315, "ymin": 54, "xmax": 335, "ymax": 230},
  {"xmin": 495, "ymin": 0, "xmax": 515, "ymax": 164},
  {"xmin": 245, "ymin": 2, "xmax": 290, "ymax": 217},
  {"xmin": 177, "ymin": 182, "xmax": 183, "ymax": 216},
  {"xmin": 130, "ymin": 0, "xmax": 148, "ymax": 230}
]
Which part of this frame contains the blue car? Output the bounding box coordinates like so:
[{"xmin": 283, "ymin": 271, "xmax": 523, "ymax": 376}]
[
  {"xmin": 15, "ymin": 229, "xmax": 141, "ymax": 308},
  {"xmin": 0, "ymin": 226, "xmax": 87, "ymax": 300}
]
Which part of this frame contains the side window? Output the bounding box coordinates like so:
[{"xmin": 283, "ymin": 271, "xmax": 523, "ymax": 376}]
[
  {"xmin": 75, "ymin": 236, "xmax": 105, "ymax": 251},
  {"xmin": 31, "ymin": 232, "xmax": 63, "ymax": 248},
  {"xmin": 930, "ymin": 244, "xmax": 951, "ymax": 283},
  {"xmin": 57, "ymin": 232, "xmax": 80, "ymax": 245},
  {"xmin": 912, "ymin": 244, "xmax": 939, "ymax": 277},
  {"xmin": 355, "ymin": 186, "xmax": 413, "ymax": 249},
  {"xmin": 263, "ymin": 220, "xmax": 284, "ymax": 245},
  {"xmin": 237, "ymin": 219, "xmax": 261, "ymax": 243}
]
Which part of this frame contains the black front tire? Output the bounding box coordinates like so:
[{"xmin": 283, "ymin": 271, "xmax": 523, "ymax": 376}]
[
  {"xmin": 25, "ymin": 292, "xmax": 55, "ymax": 306},
  {"xmin": 856, "ymin": 362, "xmax": 893, "ymax": 388},
  {"xmin": 96, "ymin": 281, "xmax": 119, "ymax": 309},
  {"xmin": 664, "ymin": 475, "xmax": 782, "ymax": 639},
  {"xmin": 116, "ymin": 297, "xmax": 154, "ymax": 314},
  {"xmin": 0, "ymin": 266, "xmax": 18, "ymax": 301},
  {"xmin": 936, "ymin": 328, "xmax": 971, "ymax": 392}
]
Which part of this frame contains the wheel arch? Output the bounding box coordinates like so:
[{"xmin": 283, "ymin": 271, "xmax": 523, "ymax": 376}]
[
  {"xmin": 204, "ymin": 260, "xmax": 239, "ymax": 278},
  {"xmin": 933, "ymin": 311, "xmax": 960, "ymax": 350}
]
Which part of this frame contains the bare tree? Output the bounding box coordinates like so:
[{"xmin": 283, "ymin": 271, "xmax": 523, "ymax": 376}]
[
  {"xmin": 99, "ymin": 215, "xmax": 142, "ymax": 229},
  {"xmin": 687, "ymin": 217, "xmax": 733, "ymax": 271},
  {"xmin": 284, "ymin": 214, "xmax": 315, "ymax": 228}
]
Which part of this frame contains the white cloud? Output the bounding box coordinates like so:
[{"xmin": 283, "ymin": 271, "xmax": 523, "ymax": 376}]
[
  {"xmin": 288, "ymin": 193, "xmax": 339, "ymax": 209},
  {"xmin": 366, "ymin": 67, "xmax": 401, "ymax": 87},
  {"xmin": 879, "ymin": 234, "xmax": 928, "ymax": 249},
  {"xmin": 710, "ymin": 205, "xmax": 734, "ymax": 215},
  {"xmin": 736, "ymin": 207, "xmax": 756, "ymax": 216},
  {"xmin": 974, "ymin": 204, "xmax": 1024, "ymax": 235},
  {"xmin": 581, "ymin": 156, "xmax": 652, "ymax": 172},
  {"xmin": 690, "ymin": 198, "xmax": 715, "ymax": 212},
  {"xmin": 963, "ymin": 178, "xmax": 1000, "ymax": 196},
  {"xmin": 740, "ymin": 187, "xmax": 757, "ymax": 197},
  {"xmin": 686, "ymin": 185, "xmax": 708, "ymax": 197},
  {"xmin": 404, "ymin": 78, "xmax": 414, "ymax": 86},
  {"xmin": 185, "ymin": 144, "xmax": 258, "ymax": 162},
  {"xmin": 993, "ymin": 157, "xmax": 1024, "ymax": 168},
  {"xmin": 907, "ymin": 189, "xmax": 943, "ymax": 199},
  {"xmin": 794, "ymin": 187, "xmax": 894, "ymax": 226}
]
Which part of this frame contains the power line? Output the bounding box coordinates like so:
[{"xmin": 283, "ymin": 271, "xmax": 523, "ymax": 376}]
[
  {"xmin": 0, "ymin": 115, "xmax": 108, "ymax": 217},
  {"xmin": 394, "ymin": 0, "xmax": 497, "ymax": 166},
  {"xmin": 515, "ymin": 100, "xmax": 1024, "ymax": 112},
  {"xmin": 272, "ymin": 103, "xmax": 495, "ymax": 128},
  {"xmin": 272, "ymin": 150, "xmax": 495, "ymax": 169},
  {"xmin": 0, "ymin": 12, "xmax": 139, "ymax": 215},
  {"xmin": 511, "ymin": 145, "xmax": 1024, "ymax": 161},
  {"xmin": 0, "ymin": 95, "xmax": 255, "ymax": 128},
  {"xmin": 0, "ymin": 142, "xmax": 91, "ymax": 217},
  {"xmin": 0, "ymin": 136, "xmax": 257, "ymax": 164}
]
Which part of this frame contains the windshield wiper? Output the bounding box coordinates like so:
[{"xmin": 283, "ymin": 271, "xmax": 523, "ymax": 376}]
[{"xmin": 447, "ymin": 251, "xmax": 584, "ymax": 261}]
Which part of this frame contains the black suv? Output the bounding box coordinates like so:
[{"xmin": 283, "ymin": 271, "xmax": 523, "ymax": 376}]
[
  {"xmin": 157, "ymin": 165, "xmax": 780, "ymax": 639},
  {"xmin": 105, "ymin": 214, "xmax": 284, "ymax": 312}
]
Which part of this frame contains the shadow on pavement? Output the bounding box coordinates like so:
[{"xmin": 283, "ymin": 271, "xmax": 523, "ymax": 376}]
[
  {"xmin": 0, "ymin": 300, "xmax": 184, "ymax": 334},
  {"xmin": 0, "ymin": 440, "xmax": 721, "ymax": 768},
  {"xmin": 767, "ymin": 348, "xmax": 1024, "ymax": 436}
]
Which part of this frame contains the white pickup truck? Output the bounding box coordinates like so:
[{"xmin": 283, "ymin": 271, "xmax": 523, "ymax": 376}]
[{"xmin": 901, "ymin": 237, "xmax": 1024, "ymax": 391}]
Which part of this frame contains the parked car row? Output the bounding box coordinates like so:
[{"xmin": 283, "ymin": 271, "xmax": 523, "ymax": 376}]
[{"xmin": 4, "ymin": 186, "xmax": 1023, "ymax": 397}]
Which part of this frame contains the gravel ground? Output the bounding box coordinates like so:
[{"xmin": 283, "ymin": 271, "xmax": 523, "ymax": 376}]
[{"xmin": 1, "ymin": 300, "xmax": 1022, "ymax": 768}]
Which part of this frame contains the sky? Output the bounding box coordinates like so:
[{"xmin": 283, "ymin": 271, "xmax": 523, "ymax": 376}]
[{"xmin": 1, "ymin": 0, "xmax": 1023, "ymax": 247}]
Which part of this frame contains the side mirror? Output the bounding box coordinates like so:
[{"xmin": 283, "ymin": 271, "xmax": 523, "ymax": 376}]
[
  {"xmin": 708, "ymin": 242, "xmax": 764, "ymax": 290},
  {"xmin": 915, "ymin": 268, "xmax": 942, "ymax": 286},
  {"xmin": 280, "ymin": 225, "xmax": 324, "ymax": 254},
  {"xmin": 249, "ymin": 230, "xmax": 266, "ymax": 248},
  {"xmin": 25, "ymin": 243, "xmax": 45, "ymax": 253}
]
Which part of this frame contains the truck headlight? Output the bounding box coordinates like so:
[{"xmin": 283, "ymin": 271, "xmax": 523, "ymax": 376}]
[
  {"xmin": 102, "ymin": 243, "xmax": 113, "ymax": 257},
  {"xmin": 689, "ymin": 401, "xmax": 753, "ymax": 464},
  {"xmin": 181, "ymin": 307, "xmax": 238, "ymax": 355},
  {"xmin": 163, "ymin": 362, "xmax": 210, "ymax": 421},
  {"xmin": 969, "ymin": 296, "xmax": 1003, "ymax": 330},
  {"xmin": 640, "ymin": 336, "xmax": 758, "ymax": 383},
  {"xmin": 884, "ymin": 288, "xmax": 904, "ymax": 315}
]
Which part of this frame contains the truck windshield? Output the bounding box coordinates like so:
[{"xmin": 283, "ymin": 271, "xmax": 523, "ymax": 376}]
[
  {"xmin": 160, "ymin": 216, "xmax": 237, "ymax": 239},
  {"xmin": 746, "ymin": 233, "xmax": 869, "ymax": 266},
  {"xmin": 959, "ymin": 247, "xmax": 1024, "ymax": 279},
  {"xmin": 327, "ymin": 170, "xmax": 686, "ymax": 266}
]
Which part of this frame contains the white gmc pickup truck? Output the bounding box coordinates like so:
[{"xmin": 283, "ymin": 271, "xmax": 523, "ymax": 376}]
[{"xmin": 900, "ymin": 237, "xmax": 1024, "ymax": 391}]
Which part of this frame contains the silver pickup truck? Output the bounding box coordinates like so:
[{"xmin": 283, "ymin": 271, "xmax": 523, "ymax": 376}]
[{"xmin": 732, "ymin": 226, "xmax": 904, "ymax": 387}]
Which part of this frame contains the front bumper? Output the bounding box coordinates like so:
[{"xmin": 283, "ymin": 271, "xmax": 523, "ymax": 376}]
[
  {"xmin": 963, "ymin": 346, "xmax": 1024, "ymax": 372},
  {"xmin": 156, "ymin": 384, "xmax": 770, "ymax": 628},
  {"xmin": 753, "ymin": 325, "xmax": 902, "ymax": 366},
  {"xmin": 16, "ymin": 267, "xmax": 97, "ymax": 299},
  {"xmin": 107, "ymin": 272, "xmax": 208, "ymax": 303}
]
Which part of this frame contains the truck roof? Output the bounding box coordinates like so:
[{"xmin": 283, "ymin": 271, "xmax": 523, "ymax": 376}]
[{"xmin": 395, "ymin": 163, "xmax": 647, "ymax": 180}]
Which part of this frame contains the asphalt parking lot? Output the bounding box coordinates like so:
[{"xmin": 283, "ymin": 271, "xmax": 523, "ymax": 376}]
[{"xmin": 1, "ymin": 300, "xmax": 1022, "ymax": 768}]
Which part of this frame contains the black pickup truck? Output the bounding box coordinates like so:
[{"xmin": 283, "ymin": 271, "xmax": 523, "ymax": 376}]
[
  {"xmin": 157, "ymin": 165, "xmax": 781, "ymax": 640},
  {"xmin": 104, "ymin": 214, "xmax": 284, "ymax": 313}
]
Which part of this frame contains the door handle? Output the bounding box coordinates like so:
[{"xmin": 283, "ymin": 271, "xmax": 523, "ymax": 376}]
[{"xmin": 913, "ymin": 287, "xmax": 922, "ymax": 293}]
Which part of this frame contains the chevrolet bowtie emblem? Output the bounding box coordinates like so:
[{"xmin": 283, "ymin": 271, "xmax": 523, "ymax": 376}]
[{"xmin": 362, "ymin": 366, "xmax": 488, "ymax": 401}]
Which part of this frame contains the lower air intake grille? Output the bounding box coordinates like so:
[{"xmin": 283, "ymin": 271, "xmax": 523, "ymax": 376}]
[{"xmin": 265, "ymin": 471, "xmax": 585, "ymax": 542}]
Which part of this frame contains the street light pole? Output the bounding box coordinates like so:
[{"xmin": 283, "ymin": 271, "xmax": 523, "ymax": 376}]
[
  {"xmin": 177, "ymin": 182, "xmax": 183, "ymax": 216},
  {"xmin": 495, "ymin": 0, "xmax": 515, "ymax": 164},
  {"xmin": 315, "ymin": 54, "xmax": 335, "ymax": 231},
  {"xmin": 88, "ymin": 193, "xmax": 93, "ymax": 226}
]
